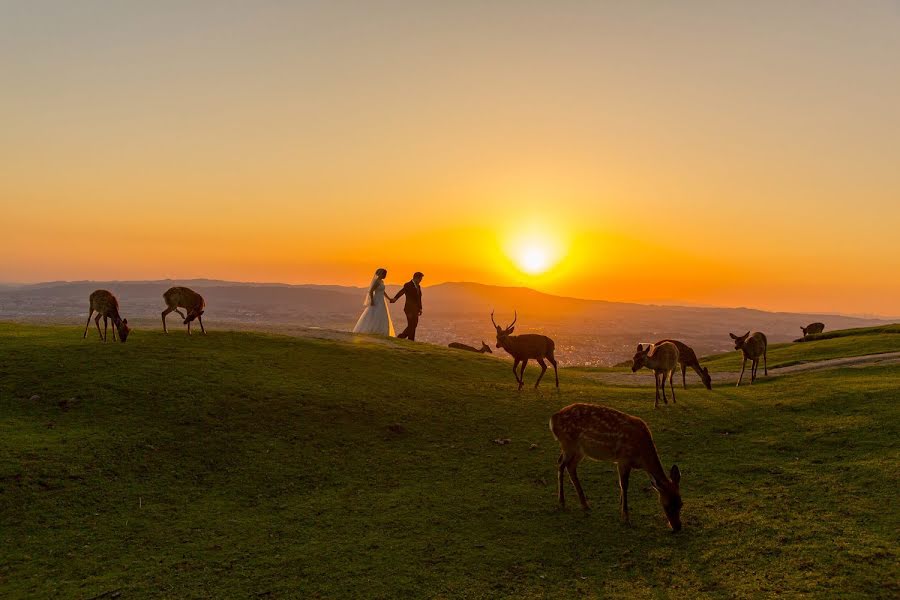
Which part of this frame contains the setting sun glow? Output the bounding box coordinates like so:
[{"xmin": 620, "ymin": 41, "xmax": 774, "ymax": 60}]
[{"xmin": 517, "ymin": 246, "xmax": 551, "ymax": 275}]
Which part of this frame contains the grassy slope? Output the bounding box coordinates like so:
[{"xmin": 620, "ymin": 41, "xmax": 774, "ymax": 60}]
[
  {"xmin": 700, "ymin": 326, "xmax": 900, "ymax": 372},
  {"xmin": 0, "ymin": 324, "xmax": 898, "ymax": 598}
]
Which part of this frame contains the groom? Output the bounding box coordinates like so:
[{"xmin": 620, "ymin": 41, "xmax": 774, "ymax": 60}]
[{"xmin": 391, "ymin": 272, "xmax": 424, "ymax": 340}]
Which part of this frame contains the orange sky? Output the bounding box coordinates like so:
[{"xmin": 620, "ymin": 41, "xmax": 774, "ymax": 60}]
[{"xmin": 1, "ymin": 3, "xmax": 899, "ymax": 316}]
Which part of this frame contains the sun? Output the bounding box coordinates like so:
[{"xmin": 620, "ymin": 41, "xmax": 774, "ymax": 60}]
[{"xmin": 517, "ymin": 245, "xmax": 551, "ymax": 274}]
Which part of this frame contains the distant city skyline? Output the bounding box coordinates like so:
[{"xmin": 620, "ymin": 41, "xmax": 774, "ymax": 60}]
[{"xmin": 2, "ymin": 2, "xmax": 899, "ymax": 316}]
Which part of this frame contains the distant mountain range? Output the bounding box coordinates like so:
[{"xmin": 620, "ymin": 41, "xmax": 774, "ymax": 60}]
[{"xmin": 0, "ymin": 279, "xmax": 892, "ymax": 366}]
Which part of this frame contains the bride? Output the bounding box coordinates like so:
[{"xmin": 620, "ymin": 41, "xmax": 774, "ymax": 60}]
[{"xmin": 352, "ymin": 268, "xmax": 395, "ymax": 336}]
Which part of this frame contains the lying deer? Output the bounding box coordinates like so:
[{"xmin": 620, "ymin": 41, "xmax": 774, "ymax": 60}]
[
  {"xmin": 551, "ymin": 402, "xmax": 683, "ymax": 531},
  {"xmin": 801, "ymin": 322, "xmax": 825, "ymax": 337},
  {"xmin": 448, "ymin": 341, "xmax": 492, "ymax": 354},
  {"xmin": 655, "ymin": 339, "xmax": 712, "ymax": 390},
  {"xmin": 632, "ymin": 342, "xmax": 679, "ymax": 408},
  {"xmin": 83, "ymin": 290, "xmax": 131, "ymax": 343},
  {"xmin": 162, "ymin": 286, "xmax": 206, "ymax": 335},
  {"xmin": 730, "ymin": 331, "xmax": 767, "ymax": 386},
  {"xmin": 492, "ymin": 310, "xmax": 558, "ymax": 390}
]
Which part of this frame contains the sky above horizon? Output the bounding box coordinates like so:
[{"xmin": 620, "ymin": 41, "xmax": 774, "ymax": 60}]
[{"xmin": 2, "ymin": 1, "xmax": 899, "ymax": 316}]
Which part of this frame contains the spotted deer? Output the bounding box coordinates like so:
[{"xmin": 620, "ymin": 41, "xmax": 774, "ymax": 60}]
[
  {"xmin": 83, "ymin": 290, "xmax": 131, "ymax": 343},
  {"xmin": 162, "ymin": 286, "xmax": 206, "ymax": 334},
  {"xmin": 730, "ymin": 331, "xmax": 767, "ymax": 386},
  {"xmin": 448, "ymin": 341, "xmax": 492, "ymax": 354},
  {"xmin": 491, "ymin": 310, "xmax": 559, "ymax": 390},
  {"xmin": 655, "ymin": 339, "xmax": 712, "ymax": 390},
  {"xmin": 550, "ymin": 403, "xmax": 683, "ymax": 531},
  {"xmin": 631, "ymin": 342, "xmax": 680, "ymax": 407},
  {"xmin": 801, "ymin": 322, "xmax": 825, "ymax": 338}
]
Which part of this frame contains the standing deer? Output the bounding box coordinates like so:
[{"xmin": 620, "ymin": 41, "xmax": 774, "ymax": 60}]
[
  {"xmin": 550, "ymin": 402, "xmax": 683, "ymax": 531},
  {"xmin": 83, "ymin": 290, "xmax": 131, "ymax": 343},
  {"xmin": 730, "ymin": 331, "xmax": 767, "ymax": 386},
  {"xmin": 491, "ymin": 310, "xmax": 558, "ymax": 390},
  {"xmin": 162, "ymin": 286, "xmax": 206, "ymax": 335},
  {"xmin": 655, "ymin": 339, "xmax": 712, "ymax": 390},
  {"xmin": 448, "ymin": 341, "xmax": 492, "ymax": 354},
  {"xmin": 632, "ymin": 342, "xmax": 680, "ymax": 408},
  {"xmin": 801, "ymin": 322, "xmax": 825, "ymax": 338}
]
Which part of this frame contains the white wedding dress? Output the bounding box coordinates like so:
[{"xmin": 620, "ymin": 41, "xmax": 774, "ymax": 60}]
[{"xmin": 352, "ymin": 278, "xmax": 395, "ymax": 336}]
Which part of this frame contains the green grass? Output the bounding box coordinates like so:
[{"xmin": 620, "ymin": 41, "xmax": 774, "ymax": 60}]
[
  {"xmin": 1, "ymin": 323, "xmax": 898, "ymax": 598},
  {"xmin": 701, "ymin": 325, "xmax": 900, "ymax": 372}
]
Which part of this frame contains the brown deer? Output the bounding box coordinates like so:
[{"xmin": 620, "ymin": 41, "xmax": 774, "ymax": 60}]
[
  {"xmin": 448, "ymin": 341, "xmax": 492, "ymax": 354},
  {"xmin": 491, "ymin": 310, "xmax": 558, "ymax": 390},
  {"xmin": 550, "ymin": 403, "xmax": 683, "ymax": 531},
  {"xmin": 655, "ymin": 339, "xmax": 712, "ymax": 390},
  {"xmin": 82, "ymin": 290, "xmax": 131, "ymax": 343},
  {"xmin": 730, "ymin": 331, "xmax": 768, "ymax": 386},
  {"xmin": 162, "ymin": 286, "xmax": 206, "ymax": 335},
  {"xmin": 801, "ymin": 322, "xmax": 825, "ymax": 337},
  {"xmin": 632, "ymin": 342, "xmax": 680, "ymax": 408}
]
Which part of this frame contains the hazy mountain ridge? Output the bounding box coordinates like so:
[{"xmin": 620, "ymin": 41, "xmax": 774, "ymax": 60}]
[{"xmin": 0, "ymin": 279, "xmax": 890, "ymax": 366}]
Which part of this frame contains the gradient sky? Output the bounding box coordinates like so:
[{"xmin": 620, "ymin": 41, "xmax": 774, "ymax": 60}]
[{"xmin": 2, "ymin": 1, "xmax": 899, "ymax": 316}]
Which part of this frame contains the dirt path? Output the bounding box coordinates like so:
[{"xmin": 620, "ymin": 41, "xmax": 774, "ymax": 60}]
[{"xmin": 581, "ymin": 352, "xmax": 900, "ymax": 387}]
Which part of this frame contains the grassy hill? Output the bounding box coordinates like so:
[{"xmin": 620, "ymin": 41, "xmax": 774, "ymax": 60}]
[{"xmin": 1, "ymin": 324, "xmax": 898, "ymax": 598}]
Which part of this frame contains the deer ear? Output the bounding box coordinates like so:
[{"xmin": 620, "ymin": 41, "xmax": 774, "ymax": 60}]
[
  {"xmin": 507, "ymin": 326, "xmax": 515, "ymax": 335},
  {"xmin": 636, "ymin": 343, "xmax": 643, "ymax": 352},
  {"xmin": 123, "ymin": 319, "xmax": 128, "ymax": 325},
  {"xmin": 743, "ymin": 331, "xmax": 750, "ymax": 338},
  {"xmin": 670, "ymin": 464, "xmax": 681, "ymax": 484},
  {"xmin": 729, "ymin": 333, "xmax": 737, "ymax": 339}
]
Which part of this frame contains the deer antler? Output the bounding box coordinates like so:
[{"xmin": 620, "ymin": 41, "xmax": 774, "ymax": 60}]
[
  {"xmin": 491, "ymin": 310, "xmax": 498, "ymax": 328},
  {"xmin": 507, "ymin": 310, "xmax": 517, "ymax": 330}
]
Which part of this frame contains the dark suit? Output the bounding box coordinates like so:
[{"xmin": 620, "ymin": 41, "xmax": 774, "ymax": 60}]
[{"xmin": 394, "ymin": 280, "xmax": 422, "ymax": 340}]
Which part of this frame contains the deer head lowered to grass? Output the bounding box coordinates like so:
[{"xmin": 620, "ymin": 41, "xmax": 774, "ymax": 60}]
[
  {"xmin": 550, "ymin": 402, "xmax": 683, "ymax": 532},
  {"xmin": 83, "ymin": 289, "xmax": 131, "ymax": 343},
  {"xmin": 162, "ymin": 286, "xmax": 207, "ymax": 335},
  {"xmin": 491, "ymin": 310, "xmax": 558, "ymax": 390}
]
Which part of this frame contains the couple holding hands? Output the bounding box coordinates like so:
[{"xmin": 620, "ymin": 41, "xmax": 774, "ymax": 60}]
[{"xmin": 352, "ymin": 269, "xmax": 424, "ymax": 340}]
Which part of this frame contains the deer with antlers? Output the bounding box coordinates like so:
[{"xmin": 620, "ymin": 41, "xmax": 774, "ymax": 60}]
[
  {"xmin": 632, "ymin": 342, "xmax": 680, "ymax": 408},
  {"xmin": 448, "ymin": 341, "xmax": 492, "ymax": 354},
  {"xmin": 491, "ymin": 310, "xmax": 559, "ymax": 390},
  {"xmin": 551, "ymin": 402, "xmax": 683, "ymax": 531},
  {"xmin": 83, "ymin": 290, "xmax": 131, "ymax": 343}
]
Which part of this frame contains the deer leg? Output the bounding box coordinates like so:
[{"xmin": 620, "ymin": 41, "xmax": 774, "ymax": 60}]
[
  {"xmin": 111, "ymin": 322, "xmax": 117, "ymax": 342},
  {"xmin": 764, "ymin": 350, "xmax": 768, "ymax": 376},
  {"xmin": 669, "ymin": 369, "xmax": 676, "ymax": 404},
  {"xmin": 94, "ymin": 314, "xmax": 103, "ymax": 340},
  {"xmin": 737, "ymin": 358, "xmax": 746, "ymax": 387},
  {"xmin": 750, "ymin": 359, "xmax": 757, "ymax": 384},
  {"xmin": 617, "ymin": 463, "xmax": 632, "ymax": 522},
  {"xmin": 161, "ymin": 307, "xmax": 173, "ymax": 333},
  {"xmin": 83, "ymin": 310, "xmax": 93, "ymax": 339},
  {"xmin": 550, "ymin": 355, "xmax": 559, "ymax": 389},
  {"xmin": 187, "ymin": 319, "xmax": 192, "ymax": 335},
  {"xmin": 198, "ymin": 314, "xmax": 206, "ymax": 334},
  {"xmin": 518, "ymin": 359, "xmax": 528, "ymax": 391},
  {"xmin": 174, "ymin": 309, "xmax": 186, "ymax": 319},
  {"xmin": 660, "ymin": 371, "xmax": 669, "ymax": 404},
  {"xmin": 566, "ymin": 454, "xmax": 589, "ymax": 510},
  {"xmin": 534, "ymin": 358, "xmax": 547, "ymax": 389},
  {"xmin": 557, "ymin": 452, "xmax": 569, "ymax": 507},
  {"xmin": 654, "ymin": 371, "xmax": 661, "ymax": 408},
  {"xmin": 682, "ymin": 364, "xmax": 687, "ymax": 389},
  {"xmin": 103, "ymin": 316, "xmax": 108, "ymax": 343},
  {"xmin": 512, "ymin": 359, "xmax": 521, "ymax": 386}
]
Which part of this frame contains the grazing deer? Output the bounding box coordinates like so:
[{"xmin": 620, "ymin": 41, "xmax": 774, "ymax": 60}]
[
  {"xmin": 655, "ymin": 339, "xmax": 712, "ymax": 390},
  {"xmin": 730, "ymin": 331, "xmax": 767, "ymax": 386},
  {"xmin": 491, "ymin": 310, "xmax": 558, "ymax": 390},
  {"xmin": 448, "ymin": 341, "xmax": 492, "ymax": 354},
  {"xmin": 801, "ymin": 322, "xmax": 825, "ymax": 337},
  {"xmin": 162, "ymin": 286, "xmax": 206, "ymax": 335},
  {"xmin": 83, "ymin": 290, "xmax": 131, "ymax": 343},
  {"xmin": 632, "ymin": 342, "xmax": 680, "ymax": 408},
  {"xmin": 550, "ymin": 403, "xmax": 683, "ymax": 531}
]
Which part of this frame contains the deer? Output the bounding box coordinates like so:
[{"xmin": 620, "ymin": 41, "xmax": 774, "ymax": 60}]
[
  {"xmin": 730, "ymin": 331, "xmax": 767, "ymax": 386},
  {"xmin": 491, "ymin": 310, "xmax": 558, "ymax": 390},
  {"xmin": 82, "ymin": 290, "xmax": 131, "ymax": 343},
  {"xmin": 655, "ymin": 339, "xmax": 712, "ymax": 390},
  {"xmin": 631, "ymin": 342, "xmax": 680, "ymax": 408},
  {"xmin": 448, "ymin": 341, "xmax": 492, "ymax": 354},
  {"xmin": 550, "ymin": 402, "xmax": 683, "ymax": 532},
  {"xmin": 801, "ymin": 322, "xmax": 825, "ymax": 338},
  {"xmin": 162, "ymin": 286, "xmax": 206, "ymax": 335}
]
